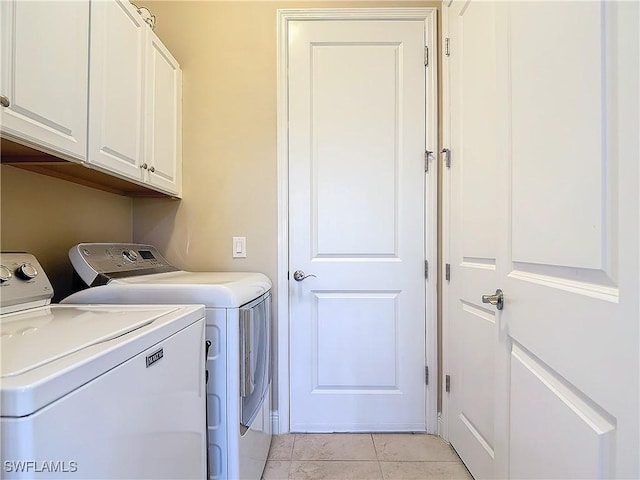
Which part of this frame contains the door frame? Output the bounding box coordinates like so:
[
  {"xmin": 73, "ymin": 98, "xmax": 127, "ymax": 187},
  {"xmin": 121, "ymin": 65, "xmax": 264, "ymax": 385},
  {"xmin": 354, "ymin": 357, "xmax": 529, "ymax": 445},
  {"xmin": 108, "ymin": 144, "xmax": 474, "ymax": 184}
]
[
  {"xmin": 276, "ymin": 7, "xmax": 439, "ymax": 435},
  {"xmin": 439, "ymin": 0, "xmax": 451, "ymax": 442}
]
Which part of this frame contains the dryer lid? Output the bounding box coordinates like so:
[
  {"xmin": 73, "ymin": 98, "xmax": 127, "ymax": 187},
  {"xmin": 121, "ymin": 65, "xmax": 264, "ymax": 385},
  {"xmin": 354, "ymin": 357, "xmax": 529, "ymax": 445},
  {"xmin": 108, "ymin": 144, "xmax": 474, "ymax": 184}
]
[{"xmin": 1, "ymin": 305, "xmax": 163, "ymax": 377}]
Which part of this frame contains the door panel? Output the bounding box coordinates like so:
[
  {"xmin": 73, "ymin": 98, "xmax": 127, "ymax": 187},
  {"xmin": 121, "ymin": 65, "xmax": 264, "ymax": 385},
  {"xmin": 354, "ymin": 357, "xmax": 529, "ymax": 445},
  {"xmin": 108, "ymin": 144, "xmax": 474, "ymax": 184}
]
[
  {"xmin": 459, "ymin": 0, "xmax": 499, "ymax": 262},
  {"xmin": 509, "ymin": 2, "xmax": 605, "ymax": 271},
  {"xmin": 500, "ymin": 2, "xmax": 637, "ymax": 477},
  {"xmin": 447, "ymin": 1, "xmax": 499, "ymax": 477},
  {"xmin": 288, "ymin": 19, "xmax": 427, "ymax": 432},
  {"xmin": 314, "ymin": 44, "xmax": 398, "ymax": 256},
  {"xmin": 446, "ymin": 1, "xmax": 639, "ymax": 478},
  {"xmin": 508, "ymin": 343, "xmax": 616, "ymax": 479},
  {"xmin": 315, "ymin": 292, "xmax": 398, "ymax": 388}
]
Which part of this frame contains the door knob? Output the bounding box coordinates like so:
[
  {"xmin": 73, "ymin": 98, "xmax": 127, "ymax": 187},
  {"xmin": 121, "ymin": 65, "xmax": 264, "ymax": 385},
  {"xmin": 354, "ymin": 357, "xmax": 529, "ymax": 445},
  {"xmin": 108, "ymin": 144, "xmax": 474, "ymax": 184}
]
[
  {"xmin": 0, "ymin": 95, "xmax": 10, "ymax": 107},
  {"xmin": 482, "ymin": 289, "xmax": 504, "ymax": 310},
  {"xmin": 293, "ymin": 270, "xmax": 316, "ymax": 282}
]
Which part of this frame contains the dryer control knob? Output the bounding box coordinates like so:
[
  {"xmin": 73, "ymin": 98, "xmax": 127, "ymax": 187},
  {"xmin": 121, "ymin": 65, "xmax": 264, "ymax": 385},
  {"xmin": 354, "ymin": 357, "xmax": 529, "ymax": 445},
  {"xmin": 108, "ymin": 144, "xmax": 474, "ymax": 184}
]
[
  {"xmin": 122, "ymin": 250, "xmax": 138, "ymax": 262},
  {"xmin": 16, "ymin": 262, "xmax": 38, "ymax": 280},
  {"xmin": 0, "ymin": 265, "xmax": 12, "ymax": 282}
]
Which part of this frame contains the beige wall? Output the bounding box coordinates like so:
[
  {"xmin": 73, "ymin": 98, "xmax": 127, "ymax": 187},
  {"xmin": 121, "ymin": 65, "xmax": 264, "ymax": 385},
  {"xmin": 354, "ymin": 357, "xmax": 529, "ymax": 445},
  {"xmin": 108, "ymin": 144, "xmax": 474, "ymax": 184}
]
[
  {"xmin": 134, "ymin": 0, "xmax": 440, "ymax": 291},
  {"xmin": 1, "ymin": 165, "xmax": 133, "ymax": 301},
  {"xmin": 133, "ymin": 2, "xmax": 280, "ymax": 276}
]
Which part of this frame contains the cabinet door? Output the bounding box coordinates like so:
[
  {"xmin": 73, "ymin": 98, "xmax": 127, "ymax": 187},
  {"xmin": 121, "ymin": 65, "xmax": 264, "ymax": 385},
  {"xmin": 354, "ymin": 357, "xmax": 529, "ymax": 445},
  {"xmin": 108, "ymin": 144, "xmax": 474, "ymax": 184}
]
[
  {"xmin": 145, "ymin": 33, "xmax": 182, "ymax": 196},
  {"xmin": 0, "ymin": 0, "xmax": 89, "ymax": 161},
  {"xmin": 88, "ymin": 0, "xmax": 146, "ymax": 181}
]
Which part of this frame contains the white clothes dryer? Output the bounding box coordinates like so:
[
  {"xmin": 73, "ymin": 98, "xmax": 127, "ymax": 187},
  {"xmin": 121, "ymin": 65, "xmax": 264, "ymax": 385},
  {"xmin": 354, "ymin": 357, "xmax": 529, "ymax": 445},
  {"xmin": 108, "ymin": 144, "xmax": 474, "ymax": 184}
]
[
  {"xmin": 0, "ymin": 252, "xmax": 207, "ymax": 479},
  {"xmin": 61, "ymin": 243, "xmax": 272, "ymax": 480}
]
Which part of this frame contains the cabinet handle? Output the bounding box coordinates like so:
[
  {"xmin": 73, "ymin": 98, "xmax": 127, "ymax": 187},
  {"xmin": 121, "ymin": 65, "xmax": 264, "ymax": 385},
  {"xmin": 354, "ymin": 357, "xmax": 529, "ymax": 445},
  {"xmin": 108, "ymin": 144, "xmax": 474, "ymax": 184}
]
[
  {"xmin": 149, "ymin": 166, "xmax": 155, "ymax": 173},
  {"xmin": 141, "ymin": 163, "xmax": 148, "ymax": 170},
  {"xmin": 0, "ymin": 95, "xmax": 10, "ymax": 108}
]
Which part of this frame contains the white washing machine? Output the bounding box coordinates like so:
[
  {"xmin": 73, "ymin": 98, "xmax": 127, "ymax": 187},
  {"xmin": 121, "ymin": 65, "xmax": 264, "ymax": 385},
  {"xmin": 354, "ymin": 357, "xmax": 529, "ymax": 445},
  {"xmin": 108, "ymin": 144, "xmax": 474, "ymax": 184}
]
[
  {"xmin": 0, "ymin": 252, "xmax": 207, "ymax": 479},
  {"xmin": 61, "ymin": 243, "xmax": 272, "ymax": 480}
]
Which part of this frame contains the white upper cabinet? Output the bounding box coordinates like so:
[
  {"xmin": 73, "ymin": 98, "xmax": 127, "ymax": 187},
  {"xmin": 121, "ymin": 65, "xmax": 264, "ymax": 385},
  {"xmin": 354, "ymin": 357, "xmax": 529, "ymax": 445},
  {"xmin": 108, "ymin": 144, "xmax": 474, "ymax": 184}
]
[
  {"xmin": 0, "ymin": 0, "xmax": 89, "ymax": 161},
  {"xmin": 87, "ymin": 0, "xmax": 146, "ymax": 182},
  {"xmin": 1, "ymin": 0, "xmax": 182, "ymax": 197},
  {"xmin": 144, "ymin": 33, "xmax": 182, "ymax": 196},
  {"xmin": 88, "ymin": 0, "xmax": 182, "ymax": 196}
]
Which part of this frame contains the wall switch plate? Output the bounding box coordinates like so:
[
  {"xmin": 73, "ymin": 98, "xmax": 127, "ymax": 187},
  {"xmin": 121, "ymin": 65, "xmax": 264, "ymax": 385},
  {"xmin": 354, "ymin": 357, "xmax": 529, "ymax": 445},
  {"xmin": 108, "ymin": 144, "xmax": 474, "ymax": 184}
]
[{"xmin": 232, "ymin": 237, "xmax": 246, "ymax": 258}]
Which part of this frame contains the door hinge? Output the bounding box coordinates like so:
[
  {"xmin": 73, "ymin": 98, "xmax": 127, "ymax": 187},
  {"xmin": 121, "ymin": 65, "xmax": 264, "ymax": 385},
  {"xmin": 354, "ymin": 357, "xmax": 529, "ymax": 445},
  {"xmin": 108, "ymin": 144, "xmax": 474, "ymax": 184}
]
[
  {"xmin": 442, "ymin": 148, "xmax": 451, "ymax": 168},
  {"xmin": 445, "ymin": 263, "xmax": 451, "ymax": 281},
  {"xmin": 425, "ymin": 260, "xmax": 429, "ymax": 279},
  {"xmin": 425, "ymin": 150, "xmax": 434, "ymax": 172},
  {"xmin": 445, "ymin": 374, "xmax": 451, "ymax": 393},
  {"xmin": 425, "ymin": 366, "xmax": 429, "ymax": 385},
  {"xmin": 424, "ymin": 46, "xmax": 429, "ymax": 66},
  {"xmin": 445, "ymin": 37, "xmax": 450, "ymax": 57}
]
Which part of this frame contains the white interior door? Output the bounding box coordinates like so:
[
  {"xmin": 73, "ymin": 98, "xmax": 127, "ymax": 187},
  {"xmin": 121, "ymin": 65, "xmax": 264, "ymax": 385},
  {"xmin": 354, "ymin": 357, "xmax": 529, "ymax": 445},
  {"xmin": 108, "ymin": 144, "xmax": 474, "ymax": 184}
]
[
  {"xmin": 446, "ymin": 1, "xmax": 639, "ymax": 478},
  {"xmin": 287, "ymin": 17, "xmax": 431, "ymax": 432},
  {"xmin": 445, "ymin": 0, "xmax": 500, "ymax": 476}
]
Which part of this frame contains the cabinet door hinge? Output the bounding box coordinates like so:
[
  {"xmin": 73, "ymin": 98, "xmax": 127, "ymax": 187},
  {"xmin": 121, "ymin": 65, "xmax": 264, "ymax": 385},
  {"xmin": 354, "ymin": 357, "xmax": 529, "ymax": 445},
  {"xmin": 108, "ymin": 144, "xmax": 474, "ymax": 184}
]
[
  {"xmin": 425, "ymin": 150, "xmax": 433, "ymax": 172},
  {"xmin": 425, "ymin": 260, "xmax": 429, "ymax": 279},
  {"xmin": 445, "ymin": 374, "xmax": 451, "ymax": 393},
  {"xmin": 445, "ymin": 37, "xmax": 450, "ymax": 57},
  {"xmin": 445, "ymin": 263, "xmax": 451, "ymax": 281},
  {"xmin": 424, "ymin": 46, "xmax": 429, "ymax": 66},
  {"xmin": 425, "ymin": 366, "xmax": 429, "ymax": 385}
]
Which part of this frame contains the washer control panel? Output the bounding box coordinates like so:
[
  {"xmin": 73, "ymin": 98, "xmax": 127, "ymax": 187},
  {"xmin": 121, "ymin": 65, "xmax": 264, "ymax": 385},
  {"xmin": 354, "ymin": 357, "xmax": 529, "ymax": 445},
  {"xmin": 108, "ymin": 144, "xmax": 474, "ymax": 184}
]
[
  {"xmin": 70, "ymin": 243, "xmax": 179, "ymax": 287},
  {"xmin": 0, "ymin": 253, "xmax": 54, "ymax": 314}
]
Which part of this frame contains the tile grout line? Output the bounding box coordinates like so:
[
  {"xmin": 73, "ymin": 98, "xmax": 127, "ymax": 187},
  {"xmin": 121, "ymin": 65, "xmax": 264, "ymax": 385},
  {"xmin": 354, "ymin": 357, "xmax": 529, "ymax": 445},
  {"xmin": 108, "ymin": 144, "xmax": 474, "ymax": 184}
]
[
  {"xmin": 371, "ymin": 433, "xmax": 379, "ymax": 461},
  {"xmin": 290, "ymin": 434, "xmax": 297, "ymax": 460},
  {"xmin": 371, "ymin": 433, "xmax": 385, "ymax": 479},
  {"xmin": 287, "ymin": 434, "xmax": 296, "ymax": 478}
]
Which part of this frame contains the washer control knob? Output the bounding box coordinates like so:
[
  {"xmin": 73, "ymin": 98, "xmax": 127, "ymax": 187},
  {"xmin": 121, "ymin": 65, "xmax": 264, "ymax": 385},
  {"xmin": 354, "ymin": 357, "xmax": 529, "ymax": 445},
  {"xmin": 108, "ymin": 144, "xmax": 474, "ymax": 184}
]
[
  {"xmin": 0, "ymin": 265, "xmax": 12, "ymax": 283},
  {"xmin": 16, "ymin": 262, "xmax": 38, "ymax": 280},
  {"xmin": 122, "ymin": 250, "xmax": 138, "ymax": 262}
]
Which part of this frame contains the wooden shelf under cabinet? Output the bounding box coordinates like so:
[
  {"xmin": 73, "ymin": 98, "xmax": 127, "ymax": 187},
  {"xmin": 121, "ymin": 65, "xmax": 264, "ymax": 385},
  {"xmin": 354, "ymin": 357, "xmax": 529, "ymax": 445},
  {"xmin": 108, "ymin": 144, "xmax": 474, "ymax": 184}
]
[{"xmin": 1, "ymin": 139, "xmax": 178, "ymax": 198}]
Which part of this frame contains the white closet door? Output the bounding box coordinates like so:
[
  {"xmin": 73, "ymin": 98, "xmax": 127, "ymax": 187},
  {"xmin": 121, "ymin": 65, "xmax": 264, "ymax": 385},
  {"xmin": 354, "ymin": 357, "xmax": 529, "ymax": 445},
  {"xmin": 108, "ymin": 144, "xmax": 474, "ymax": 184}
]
[
  {"xmin": 288, "ymin": 18, "xmax": 429, "ymax": 432},
  {"xmin": 446, "ymin": 1, "xmax": 639, "ymax": 478}
]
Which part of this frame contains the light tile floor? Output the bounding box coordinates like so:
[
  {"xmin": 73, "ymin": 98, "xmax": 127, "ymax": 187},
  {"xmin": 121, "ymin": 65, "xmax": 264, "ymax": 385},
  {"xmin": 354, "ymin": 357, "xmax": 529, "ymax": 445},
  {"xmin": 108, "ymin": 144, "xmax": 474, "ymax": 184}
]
[{"xmin": 262, "ymin": 433, "xmax": 473, "ymax": 480}]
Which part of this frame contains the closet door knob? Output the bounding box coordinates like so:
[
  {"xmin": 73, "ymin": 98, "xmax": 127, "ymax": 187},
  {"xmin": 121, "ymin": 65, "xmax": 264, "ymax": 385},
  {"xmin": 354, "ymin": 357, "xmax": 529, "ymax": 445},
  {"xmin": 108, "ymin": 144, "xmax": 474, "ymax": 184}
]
[
  {"xmin": 0, "ymin": 95, "xmax": 10, "ymax": 107},
  {"xmin": 481, "ymin": 289, "xmax": 504, "ymax": 310}
]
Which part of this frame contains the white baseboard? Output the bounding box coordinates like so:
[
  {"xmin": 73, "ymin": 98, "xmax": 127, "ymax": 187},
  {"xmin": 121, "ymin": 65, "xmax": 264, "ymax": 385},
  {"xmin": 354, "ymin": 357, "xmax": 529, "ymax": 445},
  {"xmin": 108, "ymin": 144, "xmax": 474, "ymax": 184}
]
[
  {"xmin": 271, "ymin": 411, "xmax": 282, "ymax": 435},
  {"xmin": 438, "ymin": 412, "xmax": 449, "ymax": 442}
]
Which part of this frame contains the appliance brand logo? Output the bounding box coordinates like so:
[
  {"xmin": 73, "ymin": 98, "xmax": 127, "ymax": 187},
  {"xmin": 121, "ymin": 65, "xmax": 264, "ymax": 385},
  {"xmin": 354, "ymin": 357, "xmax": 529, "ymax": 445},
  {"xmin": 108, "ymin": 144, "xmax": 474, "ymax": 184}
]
[{"xmin": 146, "ymin": 348, "xmax": 163, "ymax": 368}]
